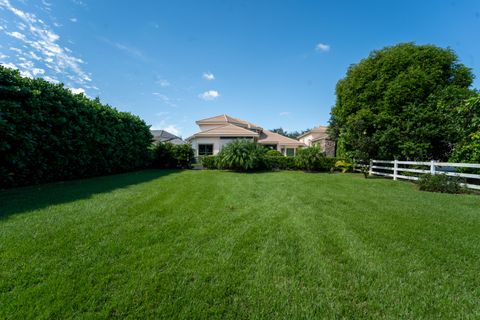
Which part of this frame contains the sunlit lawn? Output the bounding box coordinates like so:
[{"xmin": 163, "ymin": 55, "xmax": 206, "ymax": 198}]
[{"xmin": 1, "ymin": 170, "xmax": 479, "ymax": 319}]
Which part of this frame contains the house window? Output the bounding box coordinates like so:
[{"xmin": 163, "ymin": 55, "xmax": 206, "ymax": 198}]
[
  {"xmin": 286, "ymin": 148, "xmax": 295, "ymax": 157},
  {"xmin": 198, "ymin": 144, "xmax": 213, "ymax": 156}
]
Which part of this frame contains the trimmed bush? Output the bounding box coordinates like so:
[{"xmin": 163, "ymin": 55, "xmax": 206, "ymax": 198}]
[
  {"xmin": 217, "ymin": 140, "xmax": 268, "ymax": 171},
  {"xmin": 0, "ymin": 67, "xmax": 152, "ymax": 188},
  {"xmin": 201, "ymin": 156, "xmax": 218, "ymax": 169},
  {"xmin": 418, "ymin": 174, "xmax": 465, "ymax": 194},
  {"xmin": 318, "ymin": 157, "xmax": 339, "ymax": 171},
  {"xmin": 265, "ymin": 156, "xmax": 297, "ymax": 170},
  {"xmin": 152, "ymin": 142, "xmax": 176, "ymax": 169},
  {"xmin": 266, "ymin": 149, "xmax": 283, "ymax": 157},
  {"xmin": 295, "ymin": 146, "xmax": 326, "ymax": 171},
  {"xmin": 152, "ymin": 142, "xmax": 194, "ymax": 169},
  {"xmin": 173, "ymin": 144, "xmax": 195, "ymax": 169}
]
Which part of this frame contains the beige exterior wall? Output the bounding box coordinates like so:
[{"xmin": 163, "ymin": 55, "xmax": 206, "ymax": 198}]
[
  {"xmin": 299, "ymin": 132, "xmax": 336, "ymax": 157},
  {"xmin": 298, "ymin": 133, "xmax": 315, "ymax": 146}
]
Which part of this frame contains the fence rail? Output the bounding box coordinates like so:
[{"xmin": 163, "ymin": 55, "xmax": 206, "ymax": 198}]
[{"xmin": 356, "ymin": 160, "xmax": 480, "ymax": 190}]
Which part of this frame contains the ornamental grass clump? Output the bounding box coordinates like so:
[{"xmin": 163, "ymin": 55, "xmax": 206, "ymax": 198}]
[{"xmin": 216, "ymin": 140, "xmax": 268, "ymax": 172}]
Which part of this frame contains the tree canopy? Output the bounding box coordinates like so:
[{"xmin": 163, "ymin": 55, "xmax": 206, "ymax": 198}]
[
  {"xmin": 450, "ymin": 94, "xmax": 480, "ymax": 163},
  {"xmin": 270, "ymin": 128, "xmax": 309, "ymax": 139},
  {"xmin": 329, "ymin": 43, "xmax": 475, "ymax": 160}
]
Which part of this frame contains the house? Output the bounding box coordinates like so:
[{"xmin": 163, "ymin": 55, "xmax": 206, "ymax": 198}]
[
  {"xmin": 187, "ymin": 114, "xmax": 305, "ymax": 157},
  {"xmin": 150, "ymin": 130, "xmax": 186, "ymax": 145},
  {"xmin": 297, "ymin": 126, "xmax": 336, "ymax": 157}
]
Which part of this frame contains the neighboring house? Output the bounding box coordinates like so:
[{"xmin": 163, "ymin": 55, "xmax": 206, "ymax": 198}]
[
  {"xmin": 150, "ymin": 130, "xmax": 186, "ymax": 145},
  {"xmin": 187, "ymin": 114, "xmax": 305, "ymax": 157},
  {"xmin": 297, "ymin": 126, "xmax": 336, "ymax": 157}
]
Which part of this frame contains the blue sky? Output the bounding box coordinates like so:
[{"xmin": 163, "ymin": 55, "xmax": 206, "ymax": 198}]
[{"xmin": 1, "ymin": 0, "xmax": 479, "ymax": 137}]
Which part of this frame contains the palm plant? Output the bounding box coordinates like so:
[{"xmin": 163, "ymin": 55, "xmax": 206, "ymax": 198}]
[{"xmin": 217, "ymin": 140, "xmax": 268, "ymax": 171}]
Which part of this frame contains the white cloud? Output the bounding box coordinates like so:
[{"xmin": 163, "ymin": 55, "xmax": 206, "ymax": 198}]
[
  {"xmin": 32, "ymin": 67, "xmax": 45, "ymax": 75},
  {"xmin": 69, "ymin": 87, "xmax": 85, "ymax": 94},
  {"xmin": 43, "ymin": 75, "xmax": 59, "ymax": 83},
  {"xmin": 7, "ymin": 31, "xmax": 27, "ymax": 41},
  {"xmin": 315, "ymin": 43, "xmax": 330, "ymax": 52},
  {"xmin": 151, "ymin": 117, "xmax": 182, "ymax": 136},
  {"xmin": 9, "ymin": 47, "xmax": 23, "ymax": 54},
  {"xmin": 1, "ymin": 62, "xmax": 18, "ymax": 69},
  {"xmin": 199, "ymin": 90, "xmax": 219, "ymax": 101},
  {"xmin": 99, "ymin": 37, "xmax": 145, "ymax": 61},
  {"xmin": 279, "ymin": 111, "xmax": 291, "ymax": 116},
  {"xmin": 0, "ymin": 0, "xmax": 92, "ymax": 86},
  {"xmin": 153, "ymin": 92, "xmax": 177, "ymax": 107},
  {"xmin": 69, "ymin": 17, "xmax": 77, "ymax": 22},
  {"xmin": 202, "ymin": 72, "xmax": 215, "ymax": 81},
  {"xmin": 157, "ymin": 79, "xmax": 170, "ymax": 87},
  {"xmin": 163, "ymin": 124, "xmax": 181, "ymax": 136}
]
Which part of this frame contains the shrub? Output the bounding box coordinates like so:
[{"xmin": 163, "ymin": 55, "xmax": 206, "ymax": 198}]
[
  {"xmin": 417, "ymin": 174, "xmax": 465, "ymax": 194},
  {"xmin": 265, "ymin": 156, "xmax": 297, "ymax": 170},
  {"xmin": 335, "ymin": 160, "xmax": 353, "ymax": 173},
  {"xmin": 295, "ymin": 146, "xmax": 335, "ymax": 171},
  {"xmin": 216, "ymin": 140, "xmax": 268, "ymax": 171},
  {"xmin": 173, "ymin": 144, "xmax": 195, "ymax": 169},
  {"xmin": 153, "ymin": 142, "xmax": 176, "ymax": 169},
  {"xmin": 0, "ymin": 66, "xmax": 152, "ymax": 188},
  {"xmin": 318, "ymin": 157, "xmax": 339, "ymax": 171},
  {"xmin": 152, "ymin": 142, "xmax": 194, "ymax": 169},
  {"xmin": 201, "ymin": 156, "xmax": 218, "ymax": 169},
  {"xmin": 266, "ymin": 149, "xmax": 283, "ymax": 157}
]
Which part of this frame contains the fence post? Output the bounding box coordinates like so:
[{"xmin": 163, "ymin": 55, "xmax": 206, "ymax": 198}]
[
  {"xmin": 430, "ymin": 160, "xmax": 436, "ymax": 175},
  {"xmin": 393, "ymin": 159, "xmax": 398, "ymax": 180},
  {"xmin": 369, "ymin": 159, "xmax": 373, "ymax": 176}
]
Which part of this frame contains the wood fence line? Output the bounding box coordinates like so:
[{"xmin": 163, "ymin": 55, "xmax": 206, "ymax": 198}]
[{"xmin": 354, "ymin": 160, "xmax": 480, "ymax": 190}]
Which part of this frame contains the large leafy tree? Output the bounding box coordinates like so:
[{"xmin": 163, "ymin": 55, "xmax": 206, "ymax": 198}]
[
  {"xmin": 450, "ymin": 94, "xmax": 480, "ymax": 163},
  {"xmin": 329, "ymin": 43, "xmax": 475, "ymax": 160}
]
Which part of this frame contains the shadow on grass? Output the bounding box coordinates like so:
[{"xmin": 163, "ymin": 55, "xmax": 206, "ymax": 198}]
[{"xmin": 0, "ymin": 169, "xmax": 178, "ymax": 220}]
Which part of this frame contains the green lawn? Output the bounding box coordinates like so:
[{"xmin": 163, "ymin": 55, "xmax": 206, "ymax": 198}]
[{"xmin": 1, "ymin": 170, "xmax": 479, "ymax": 319}]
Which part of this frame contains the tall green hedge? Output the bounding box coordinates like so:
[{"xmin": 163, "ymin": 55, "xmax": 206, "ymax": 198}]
[{"xmin": 0, "ymin": 67, "xmax": 153, "ymax": 188}]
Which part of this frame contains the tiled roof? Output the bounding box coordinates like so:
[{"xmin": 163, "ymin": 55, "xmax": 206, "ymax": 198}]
[
  {"xmin": 196, "ymin": 114, "xmax": 262, "ymax": 130},
  {"xmin": 259, "ymin": 130, "xmax": 306, "ymax": 146},
  {"xmin": 297, "ymin": 126, "xmax": 329, "ymax": 139},
  {"xmin": 150, "ymin": 130, "xmax": 186, "ymax": 144},
  {"xmin": 192, "ymin": 123, "xmax": 259, "ymax": 138},
  {"xmin": 311, "ymin": 134, "xmax": 330, "ymax": 142}
]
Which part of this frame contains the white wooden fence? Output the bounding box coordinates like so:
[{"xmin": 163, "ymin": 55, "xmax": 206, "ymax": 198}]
[{"xmin": 357, "ymin": 160, "xmax": 480, "ymax": 190}]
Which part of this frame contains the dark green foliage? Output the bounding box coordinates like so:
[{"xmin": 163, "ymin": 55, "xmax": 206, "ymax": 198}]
[
  {"xmin": 329, "ymin": 43, "xmax": 475, "ymax": 161},
  {"xmin": 295, "ymin": 146, "xmax": 326, "ymax": 171},
  {"xmin": 172, "ymin": 144, "xmax": 195, "ymax": 169},
  {"xmin": 265, "ymin": 156, "xmax": 297, "ymax": 170},
  {"xmin": 265, "ymin": 149, "xmax": 283, "ymax": 157},
  {"xmin": 0, "ymin": 66, "xmax": 152, "ymax": 188},
  {"xmin": 152, "ymin": 143, "xmax": 176, "ymax": 168},
  {"xmin": 152, "ymin": 142, "xmax": 194, "ymax": 169},
  {"xmin": 318, "ymin": 157, "xmax": 339, "ymax": 172},
  {"xmin": 418, "ymin": 174, "xmax": 465, "ymax": 194},
  {"xmin": 450, "ymin": 95, "xmax": 480, "ymax": 164},
  {"xmin": 200, "ymin": 156, "xmax": 218, "ymax": 169},
  {"xmin": 216, "ymin": 140, "xmax": 268, "ymax": 171}
]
